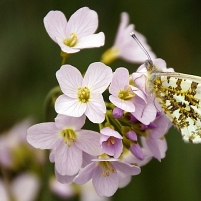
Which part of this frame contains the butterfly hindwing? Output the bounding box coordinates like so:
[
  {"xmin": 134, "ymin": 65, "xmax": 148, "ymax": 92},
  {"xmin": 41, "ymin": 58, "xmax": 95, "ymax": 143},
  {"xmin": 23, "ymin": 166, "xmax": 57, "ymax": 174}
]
[{"xmin": 150, "ymin": 72, "xmax": 201, "ymax": 143}]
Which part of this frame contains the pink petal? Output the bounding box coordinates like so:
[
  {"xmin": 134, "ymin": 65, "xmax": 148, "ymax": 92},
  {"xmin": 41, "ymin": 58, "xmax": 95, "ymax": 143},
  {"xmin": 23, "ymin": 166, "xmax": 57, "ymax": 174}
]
[
  {"xmin": 55, "ymin": 142, "xmax": 82, "ymax": 176},
  {"xmin": 55, "ymin": 169, "xmax": 76, "ymax": 184},
  {"xmin": 146, "ymin": 138, "xmax": 161, "ymax": 161},
  {"xmin": 118, "ymin": 172, "xmax": 131, "ymax": 188},
  {"xmin": 74, "ymin": 162, "xmax": 96, "ymax": 184},
  {"xmin": 109, "ymin": 95, "xmax": 135, "ymax": 112},
  {"xmin": 100, "ymin": 127, "xmax": 122, "ymax": 139},
  {"xmin": 75, "ymin": 33, "xmax": 105, "ymax": 48},
  {"xmin": 112, "ymin": 161, "xmax": 141, "ymax": 175},
  {"xmin": 44, "ymin": 11, "xmax": 67, "ymax": 43},
  {"xmin": 149, "ymin": 114, "xmax": 170, "ymax": 139},
  {"xmin": 75, "ymin": 130, "xmax": 102, "ymax": 156},
  {"xmin": 27, "ymin": 123, "xmax": 60, "ymax": 149},
  {"xmin": 109, "ymin": 68, "xmax": 129, "ymax": 95},
  {"xmin": 113, "ymin": 139, "xmax": 123, "ymax": 158},
  {"xmin": 55, "ymin": 114, "xmax": 86, "ymax": 131},
  {"xmin": 66, "ymin": 7, "xmax": 98, "ymax": 38},
  {"xmin": 56, "ymin": 65, "xmax": 82, "ymax": 97},
  {"xmin": 102, "ymin": 142, "xmax": 115, "ymax": 156},
  {"xmin": 92, "ymin": 165, "xmax": 119, "ymax": 197},
  {"xmin": 132, "ymin": 86, "xmax": 146, "ymax": 102},
  {"xmin": 85, "ymin": 94, "xmax": 106, "ymax": 123},
  {"xmin": 55, "ymin": 95, "xmax": 86, "ymax": 117},
  {"xmin": 156, "ymin": 138, "xmax": 167, "ymax": 159},
  {"xmin": 82, "ymin": 62, "xmax": 113, "ymax": 94},
  {"xmin": 132, "ymin": 96, "xmax": 156, "ymax": 125},
  {"xmin": 49, "ymin": 148, "xmax": 55, "ymax": 162},
  {"xmin": 82, "ymin": 152, "xmax": 95, "ymax": 168}
]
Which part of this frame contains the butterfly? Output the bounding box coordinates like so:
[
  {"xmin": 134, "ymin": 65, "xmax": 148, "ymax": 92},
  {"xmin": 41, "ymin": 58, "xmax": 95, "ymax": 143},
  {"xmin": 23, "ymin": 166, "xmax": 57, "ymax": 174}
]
[{"xmin": 130, "ymin": 32, "xmax": 201, "ymax": 143}]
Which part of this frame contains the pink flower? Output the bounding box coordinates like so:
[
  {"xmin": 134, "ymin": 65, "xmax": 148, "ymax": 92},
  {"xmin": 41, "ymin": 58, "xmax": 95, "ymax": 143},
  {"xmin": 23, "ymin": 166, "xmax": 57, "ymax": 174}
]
[
  {"xmin": 109, "ymin": 67, "xmax": 146, "ymax": 113},
  {"xmin": 50, "ymin": 177, "xmax": 75, "ymax": 198},
  {"xmin": 44, "ymin": 7, "xmax": 105, "ymax": 53},
  {"xmin": 100, "ymin": 127, "xmax": 123, "ymax": 158},
  {"xmin": 27, "ymin": 114, "xmax": 102, "ymax": 176},
  {"xmin": 141, "ymin": 112, "xmax": 171, "ymax": 161},
  {"xmin": 74, "ymin": 158, "xmax": 140, "ymax": 197},
  {"xmin": 55, "ymin": 62, "xmax": 113, "ymax": 123},
  {"xmin": 101, "ymin": 12, "xmax": 155, "ymax": 64}
]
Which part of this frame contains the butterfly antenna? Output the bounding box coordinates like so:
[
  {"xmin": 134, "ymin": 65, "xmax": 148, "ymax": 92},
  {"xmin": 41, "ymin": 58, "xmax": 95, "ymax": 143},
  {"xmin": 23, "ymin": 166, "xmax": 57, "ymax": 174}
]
[{"xmin": 130, "ymin": 32, "xmax": 153, "ymax": 67}]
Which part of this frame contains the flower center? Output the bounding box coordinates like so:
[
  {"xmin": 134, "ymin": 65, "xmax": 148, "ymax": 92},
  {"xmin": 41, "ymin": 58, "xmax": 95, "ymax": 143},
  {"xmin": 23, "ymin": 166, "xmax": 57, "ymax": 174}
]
[
  {"xmin": 61, "ymin": 129, "xmax": 76, "ymax": 147},
  {"xmin": 99, "ymin": 161, "xmax": 116, "ymax": 177},
  {"xmin": 63, "ymin": 33, "xmax": 78, "ymax": 47},
  {"xmin": 77, "ymin": 86, "xmax": 90, "ymax": 103},
  {"xmin": 106, "ymin": 136, "xmax": 115, "ymax": 146},
  {"xmin": 118, "ymin": 86, "xmax": 135, "ymax": 100}
]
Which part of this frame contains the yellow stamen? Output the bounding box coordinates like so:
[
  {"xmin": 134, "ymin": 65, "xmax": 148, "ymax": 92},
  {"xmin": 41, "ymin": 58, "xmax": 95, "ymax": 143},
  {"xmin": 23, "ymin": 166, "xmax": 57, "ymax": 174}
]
[
  {"xmin": 77, "ymin": 86, "xmax": 90, "ymax": 103},
  {"xmin": 63, "ymin": 33, "xmax": 78, "ymax": 47}
]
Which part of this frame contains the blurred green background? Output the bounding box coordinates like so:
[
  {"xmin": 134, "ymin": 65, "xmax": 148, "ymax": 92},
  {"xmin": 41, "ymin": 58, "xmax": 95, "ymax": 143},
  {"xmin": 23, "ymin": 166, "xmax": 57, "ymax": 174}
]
[{"xmin": 1, "ymin": 0, "xmax": 201, "ymax": 200}]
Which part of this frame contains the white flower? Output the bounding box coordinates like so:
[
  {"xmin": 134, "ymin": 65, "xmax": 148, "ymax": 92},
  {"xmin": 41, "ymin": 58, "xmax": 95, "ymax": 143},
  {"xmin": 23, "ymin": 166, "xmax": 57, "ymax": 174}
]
[
  {"xmin": 44, "ymin": 7, "xmax": 105, "ymax": 53},
  {"xmin": 55, "ymin": 62, "xmax": 113, "ymax": 123}
]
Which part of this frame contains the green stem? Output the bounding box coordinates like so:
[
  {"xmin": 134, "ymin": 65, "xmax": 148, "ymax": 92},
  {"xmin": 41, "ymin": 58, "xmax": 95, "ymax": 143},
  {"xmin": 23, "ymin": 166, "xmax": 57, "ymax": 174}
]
[{"xmin": 44, "ymin": 86, "xmax": 62, "ymax": 122}]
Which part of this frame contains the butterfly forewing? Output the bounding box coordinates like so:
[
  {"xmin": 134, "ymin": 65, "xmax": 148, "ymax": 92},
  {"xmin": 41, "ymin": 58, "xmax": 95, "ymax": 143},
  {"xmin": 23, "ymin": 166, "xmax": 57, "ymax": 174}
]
[{"xmin": 149, "ymin": 72, "xmax": 201, "ymax": 143}]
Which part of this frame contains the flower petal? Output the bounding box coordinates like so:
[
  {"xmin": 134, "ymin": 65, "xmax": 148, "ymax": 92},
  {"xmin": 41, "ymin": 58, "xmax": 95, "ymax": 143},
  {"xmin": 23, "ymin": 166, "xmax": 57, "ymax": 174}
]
[
  {"xmin": 55, "ymin": 169, "xmax": 76, "ymax": 184},
  {"xmin": 100, "ymin": 127, "xmax": 122, "ymax": 139},
  {"xmin": 27, "ymin": 123, "xmax": 60, "ymax": 149},
  {"xmin": 56, "ymin": 65, "xmax": 82, "ymax": 97},
  {"xmin": 44, "ymin": 11, "xmax": 67, "ymax": 43},
  {"xmin": 146, "ymin": 138, "xmax": 162, "ymax": 161},
  {"xmin": 92, "ymin": 165, "xmax": 119, "ymax": 197},
  {"xmin": 82, "ymin": 62, "xmax": 113, "ymax": 93},
  {"xmin": 109, "ymin": 68, "xmax": 129, "ymax": 95},
  {"xmin": 75, "ymin": 130, "xmax": 102, "ymax": 156},
  {"xmin": 75, "ymin": 33, "xmax": 105, "ymax": 48},
  {"xmin": 66, "ymin": 7, "xmax": 98, "ymax": 38},
  {"xmin": 55, "ymin": 114, "xmax": 86, "ymax": 131},
  {"xmin": 49, "ymin": 148, "xmax": 56, "ymax": 162},
  {"xmin": 74, "ymin": 162, "xmax": 96, "ymax": 184},
  {"xmin": 55, "ymin": 95, "xmax": 86, "ymax": 117},
  {"xmin": 112, "ymin": 161, "xmax": 141, "ymax": 175},
  {"xmin": 85, "ymin": 94, "xmax": 106, "ymax": 123},
  {"xmin": 55, "ymin": 142, "xmax": 82, "ymax": 176},
  {"xmin": 132, "ymin": 96, "xmax": 156, "ymax": 125},
  {"xmin": 109, "ymin": 95, "xmax": 135, "ymax": 112}
]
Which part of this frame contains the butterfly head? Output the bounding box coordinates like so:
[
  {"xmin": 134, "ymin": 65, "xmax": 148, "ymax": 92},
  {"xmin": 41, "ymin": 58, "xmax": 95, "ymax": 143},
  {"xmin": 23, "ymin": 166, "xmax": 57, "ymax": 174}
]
[{"xmin": 145, "ymin": 59, "xmax": 156, "ymax": 73}]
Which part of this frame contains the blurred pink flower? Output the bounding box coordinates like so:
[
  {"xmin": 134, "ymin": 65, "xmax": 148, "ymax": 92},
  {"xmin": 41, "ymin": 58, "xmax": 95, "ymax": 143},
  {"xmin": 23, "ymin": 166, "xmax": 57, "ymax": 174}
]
[
  {"xmin": 0, "ymin": 118, "xmax": 45, "ymax": 169},
  {"xmin": 44, "ymin": 7, "xmax": 105, "ymax": 53},
  {"xmin": 101, "ymin": 12, "xmax": 155, "ymax": 64},
  {"xmin": 0, "ymin": 172, "xmax": 40, "ymax": 201}
]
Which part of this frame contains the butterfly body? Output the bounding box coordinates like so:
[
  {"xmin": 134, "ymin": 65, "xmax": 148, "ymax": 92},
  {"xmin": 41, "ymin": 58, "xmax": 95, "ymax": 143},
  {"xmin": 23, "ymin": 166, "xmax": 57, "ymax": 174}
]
[{"xmin": 146, "ymin": 61, "xmax": 201, "ymax": 143}]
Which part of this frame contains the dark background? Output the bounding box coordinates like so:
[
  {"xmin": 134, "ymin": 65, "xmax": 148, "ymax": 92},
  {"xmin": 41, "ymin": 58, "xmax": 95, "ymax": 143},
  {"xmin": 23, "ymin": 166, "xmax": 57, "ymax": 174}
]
[{"xmin": 1, "ymin": 0, "xmax": 201, "ymax": 200}]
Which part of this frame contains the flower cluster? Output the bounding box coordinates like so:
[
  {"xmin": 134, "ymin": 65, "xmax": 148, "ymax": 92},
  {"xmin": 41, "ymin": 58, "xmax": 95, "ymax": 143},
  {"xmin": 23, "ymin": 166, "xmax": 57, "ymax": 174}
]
[{"xmin": 27, "ymin": 7, "xmax": 173, "ymax": 197}]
